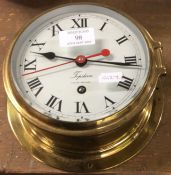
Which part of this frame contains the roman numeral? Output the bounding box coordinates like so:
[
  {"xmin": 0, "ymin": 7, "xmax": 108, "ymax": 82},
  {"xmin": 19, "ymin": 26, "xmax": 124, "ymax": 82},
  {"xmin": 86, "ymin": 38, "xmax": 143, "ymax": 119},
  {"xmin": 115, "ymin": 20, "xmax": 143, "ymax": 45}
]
[
  {"xmin": 124, "ymin": 56, "xmax": 137, "ymax": 65},
  {"xmin": 24, "ymin": 59, "xmax": 36, "ymax": 71},
  {"xmin": 52, "ymin": 24, "xmax": 63, "ymax": 36},
  {"xmin": 99, "ymin": 22, "xmax": 107, "ymax": 31},
  {"xmin": 71, "ymin": 18, "xmax": 88, "ymax": 28},
  {"xmin": 27, "ymin": 77, "xmax": 43, "ymax": 97},
  {"xmin": 104, "ymin": 96, "xmax": 115, "ymax": 108},
  {"xmin": 76, "ymin": 102, "xmax": 90, "ymax": 113},
  {"xmin": 46, "ymin": 95, "xmax": 62, "ymax": 111},
  {"xmin": 116, "ymin": 35, "xmax": 128, "ymax": 45},
  {"xmin": 31, "ymin": 39, "xmax": 45, "ymax": 50},
  {"xmin": 118, "ymin": 76, "xmax": 134, "ymax": 90}
]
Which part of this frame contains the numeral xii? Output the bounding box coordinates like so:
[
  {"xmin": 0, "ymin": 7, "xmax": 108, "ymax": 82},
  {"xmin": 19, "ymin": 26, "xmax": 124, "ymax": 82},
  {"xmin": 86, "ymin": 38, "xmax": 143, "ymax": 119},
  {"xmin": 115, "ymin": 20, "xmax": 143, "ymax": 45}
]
[{"xmin": 71, "ymin": 18, "xmax": 88, "ymax": 28}]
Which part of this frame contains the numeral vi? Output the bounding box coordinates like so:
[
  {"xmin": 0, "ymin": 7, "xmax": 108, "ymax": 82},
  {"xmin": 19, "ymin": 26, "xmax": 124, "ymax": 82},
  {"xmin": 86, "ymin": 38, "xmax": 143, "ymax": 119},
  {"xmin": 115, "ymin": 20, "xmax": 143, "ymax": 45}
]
[{"xmin": 76, "ymin": 101, "xmax": 90, "ymax": 113}]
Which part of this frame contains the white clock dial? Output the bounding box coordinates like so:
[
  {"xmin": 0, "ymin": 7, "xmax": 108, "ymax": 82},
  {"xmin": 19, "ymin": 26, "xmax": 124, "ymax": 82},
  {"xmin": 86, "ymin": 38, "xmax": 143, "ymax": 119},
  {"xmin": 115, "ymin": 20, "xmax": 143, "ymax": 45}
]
[{"xmin": 11, "ymin": 8, "xmax": 150, "ymax": 122}]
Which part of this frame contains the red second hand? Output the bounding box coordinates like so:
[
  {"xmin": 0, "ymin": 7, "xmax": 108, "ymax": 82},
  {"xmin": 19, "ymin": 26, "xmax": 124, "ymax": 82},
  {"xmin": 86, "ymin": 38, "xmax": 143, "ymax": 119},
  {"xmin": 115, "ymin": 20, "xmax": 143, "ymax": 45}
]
[
  {"xmin": 22, "ymin": 49, "xmax": 110, "ymax": 76},
  {"xmin": 85, "ymin": 49, "xmax": 110, "ymax": 59},
  {"xmin": 22, "ymin": 60, "xmax": 74, "ymax": 76}
]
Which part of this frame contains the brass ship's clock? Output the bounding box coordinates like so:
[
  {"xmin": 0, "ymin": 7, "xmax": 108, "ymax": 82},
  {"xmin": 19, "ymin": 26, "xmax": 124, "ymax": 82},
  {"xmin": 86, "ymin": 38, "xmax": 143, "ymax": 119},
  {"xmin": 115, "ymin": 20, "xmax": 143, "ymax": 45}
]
[{"xmin": 3, "ymin": 3, "xmax": 166, "ymax": 172}]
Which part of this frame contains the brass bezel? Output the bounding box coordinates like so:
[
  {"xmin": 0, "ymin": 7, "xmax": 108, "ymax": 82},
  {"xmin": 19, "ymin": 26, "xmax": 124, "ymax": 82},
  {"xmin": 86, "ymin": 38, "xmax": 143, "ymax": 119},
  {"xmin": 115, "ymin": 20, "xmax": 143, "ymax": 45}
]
[{"xmin": 3, "ymin": 2, "xmax": 166, "ymax": 172}]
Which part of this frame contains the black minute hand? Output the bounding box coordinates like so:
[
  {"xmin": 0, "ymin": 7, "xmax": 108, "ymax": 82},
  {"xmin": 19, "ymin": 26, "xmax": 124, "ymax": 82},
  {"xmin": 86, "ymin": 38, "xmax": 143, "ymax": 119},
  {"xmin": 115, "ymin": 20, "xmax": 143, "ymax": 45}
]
[
  {"xmin": 87, "ymin": 59, "xmax": 141, "ymax": 66},
  {"xmin": 32, "ymin": 51, "xmax": 141, "ymax": 67}
]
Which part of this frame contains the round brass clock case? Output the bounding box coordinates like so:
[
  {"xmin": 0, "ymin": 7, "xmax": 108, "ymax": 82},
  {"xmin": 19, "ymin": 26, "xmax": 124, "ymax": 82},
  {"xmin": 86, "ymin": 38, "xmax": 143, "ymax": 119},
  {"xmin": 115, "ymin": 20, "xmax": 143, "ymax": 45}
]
[{"xmin": 3, "ymin": 3, "xmax": 166, "ymax": 172}]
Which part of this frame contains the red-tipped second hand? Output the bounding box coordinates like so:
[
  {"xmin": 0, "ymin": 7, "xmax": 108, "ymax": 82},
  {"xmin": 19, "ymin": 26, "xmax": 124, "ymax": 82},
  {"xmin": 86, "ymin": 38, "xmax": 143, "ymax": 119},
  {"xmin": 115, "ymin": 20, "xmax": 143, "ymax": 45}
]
[
  {"xmin": 22, "ymin": 49, "xmax": 110, "ymax": 76},
  {"xmin": 22, "ymin": 60, "xmax": 74, "ymax": 76}
]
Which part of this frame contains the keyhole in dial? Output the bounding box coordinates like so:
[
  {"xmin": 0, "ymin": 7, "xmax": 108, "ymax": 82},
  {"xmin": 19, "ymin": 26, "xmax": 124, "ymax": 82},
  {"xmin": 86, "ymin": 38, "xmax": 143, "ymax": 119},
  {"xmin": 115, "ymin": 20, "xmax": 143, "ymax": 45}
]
[{"xmin": 77, "ymin": 86, "xmax": 86, "ymax": 94}]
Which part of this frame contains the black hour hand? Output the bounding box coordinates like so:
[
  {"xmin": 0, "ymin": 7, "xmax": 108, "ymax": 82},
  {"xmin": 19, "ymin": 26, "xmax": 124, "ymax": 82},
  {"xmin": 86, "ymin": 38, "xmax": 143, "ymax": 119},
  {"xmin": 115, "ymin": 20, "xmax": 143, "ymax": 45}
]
[
  {"xmin": 32, "ymin": 52, "xmax": 56, "ymax": 60},
  {"xmin": 32, "ymin": 52, "xmax": 74, "ymax": 61}
]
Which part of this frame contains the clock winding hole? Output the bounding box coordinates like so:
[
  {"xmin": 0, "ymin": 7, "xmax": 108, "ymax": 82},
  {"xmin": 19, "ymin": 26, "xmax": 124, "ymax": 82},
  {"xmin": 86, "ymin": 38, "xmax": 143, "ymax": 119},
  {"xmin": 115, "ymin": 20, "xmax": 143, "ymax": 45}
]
[{"xmin": 77, "ymin": 86, "xmax": 86, "ymax": 94}]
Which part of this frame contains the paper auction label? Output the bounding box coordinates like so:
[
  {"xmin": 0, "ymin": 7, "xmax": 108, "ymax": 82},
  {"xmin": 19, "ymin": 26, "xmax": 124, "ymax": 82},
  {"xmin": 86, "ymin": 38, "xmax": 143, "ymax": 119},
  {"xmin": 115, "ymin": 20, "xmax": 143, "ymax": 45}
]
[
  {"xmin": 99, "ymin": 72, "xmax": 123, "ymax": 83},
  {"xmin": 59, "ymin": 28, "xmax": 95, "ymax": 47}
]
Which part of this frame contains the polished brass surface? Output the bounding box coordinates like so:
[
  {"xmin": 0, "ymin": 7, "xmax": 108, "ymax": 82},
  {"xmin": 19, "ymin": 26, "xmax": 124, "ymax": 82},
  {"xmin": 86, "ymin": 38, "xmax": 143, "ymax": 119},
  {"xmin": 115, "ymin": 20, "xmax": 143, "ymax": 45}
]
[
  {"xmin": 7, "ymin": 84, "xmax": 164, "ymax": 171},
  {"xmin": 3, "ymin": 3, "xmax": 166, "ymax": 172}
]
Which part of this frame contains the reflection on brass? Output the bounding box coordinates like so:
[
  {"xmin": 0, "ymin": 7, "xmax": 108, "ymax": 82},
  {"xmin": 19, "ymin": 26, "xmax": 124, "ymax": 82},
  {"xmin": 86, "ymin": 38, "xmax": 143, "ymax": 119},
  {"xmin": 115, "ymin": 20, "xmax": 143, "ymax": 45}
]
[{"xmin": 3, "ymin": 3, "xmax": 166, "ymax": 172}]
